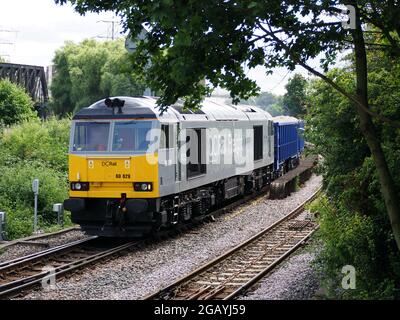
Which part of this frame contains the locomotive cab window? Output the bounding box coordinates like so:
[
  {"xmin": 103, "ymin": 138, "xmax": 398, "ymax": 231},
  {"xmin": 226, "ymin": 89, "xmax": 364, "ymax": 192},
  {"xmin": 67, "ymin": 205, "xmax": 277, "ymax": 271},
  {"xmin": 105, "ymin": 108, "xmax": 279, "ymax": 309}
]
[
  {"xmin": 254, "ymin": 125, "xmax": 263, "ymax": 161},
  {"xmin": 112, "ymin": 121, "xmax": 153, "ymax": 152},
  {"xmin": 73, "ymin": 122, "xmax": 110, "ymax": 152},
  {"xmin": 186, "ymin": 128, "xmax": 206, "ymax": 178}
]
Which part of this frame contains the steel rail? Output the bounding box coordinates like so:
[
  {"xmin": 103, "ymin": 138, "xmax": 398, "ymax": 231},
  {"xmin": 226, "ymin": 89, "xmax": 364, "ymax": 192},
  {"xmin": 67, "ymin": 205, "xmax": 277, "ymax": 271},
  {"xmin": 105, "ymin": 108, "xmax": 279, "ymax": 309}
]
[
  {"xmin": 223, "ymin": 228, "xmax": 318, "ymax": 299},
  {"xmin": 0, "ymin": 186, "xmax": 272, "ymax": 300},
  {"xmin": 0, "ymin": 239, "xmax": 139, "ymax": 299},
  {"xmin": 144, "ymin": 186, "xmax": 322, "ymax": 300},
  {"xmin": 0, "ymin": 236, "xmax": 97, "ymax": 270},
  {"xmin": 0, "ymin": 226, "xmax": 82, "ymax": 250}
]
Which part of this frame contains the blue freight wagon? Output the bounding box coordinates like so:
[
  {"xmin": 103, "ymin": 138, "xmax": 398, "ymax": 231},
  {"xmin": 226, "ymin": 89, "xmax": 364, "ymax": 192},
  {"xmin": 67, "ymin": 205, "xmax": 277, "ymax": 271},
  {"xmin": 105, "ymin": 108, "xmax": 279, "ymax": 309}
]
[{"xmin": 273, "ymin": 116, "xmax": 304, "ymax": 173}]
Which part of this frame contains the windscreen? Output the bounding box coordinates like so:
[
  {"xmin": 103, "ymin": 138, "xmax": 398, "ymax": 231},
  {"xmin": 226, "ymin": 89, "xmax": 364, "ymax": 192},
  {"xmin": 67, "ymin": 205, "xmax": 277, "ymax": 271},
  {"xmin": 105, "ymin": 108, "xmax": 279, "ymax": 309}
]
[
  {"xmin": 112, "ymin": 121, "xmax": 153, "ymax": 152},
  {"xmin": 73, "ymin": 122, "xmax": 110, "ymax": 152}
]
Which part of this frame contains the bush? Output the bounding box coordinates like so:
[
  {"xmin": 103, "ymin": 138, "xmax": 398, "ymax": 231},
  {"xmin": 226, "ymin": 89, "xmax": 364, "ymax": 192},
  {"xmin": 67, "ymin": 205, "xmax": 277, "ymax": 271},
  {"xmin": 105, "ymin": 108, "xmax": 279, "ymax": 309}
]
[
  {"xmin": 0, "ymin": 162, "xmax": 69, "ymax": 239},
  {"xmin": 0, "ymin": 200, "xmax": 35, "ymax": 240},
  {"xmin": 0, "ymin": 117, "xmax": 72, "ymax": 240},
  {"xmin": 0, "ymin": 79, "xmax": 37, "ymax": 126},
  {"xmin": 312, "ymin": 196, "xmax": 400, "ymax": 299},
  {"xmin": 0, "ymin": 117, "xmax": 70, "ymax": 172}
]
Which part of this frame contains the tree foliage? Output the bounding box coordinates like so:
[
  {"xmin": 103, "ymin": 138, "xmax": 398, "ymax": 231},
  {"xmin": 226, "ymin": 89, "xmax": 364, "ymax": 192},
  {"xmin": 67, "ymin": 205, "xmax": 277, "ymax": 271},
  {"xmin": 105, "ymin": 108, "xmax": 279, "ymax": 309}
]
[
  {"xmin": 54, "ymin": 0, "xmax": 395, "ymax": 108},
  {"xmin": 306, "ymin": 47, "xmax": 400, "ymax": 297},
  {"xmin": 0, "ymin": 79, "xmax": 37, "ymax": 126},
  {"xmin": 51, "ymin": 39, "xmax": 145, "ymax": 115},
  {"xmin": 311, "ymin": 197, "xmax": 400, "ymax": 299},
  {"xmin": 283, "ymin": 74, "xmax": 308, "ymax": 117},
  {"xmin": 50, "ymin": 0, "xmax": 400, "ymax": 115}
]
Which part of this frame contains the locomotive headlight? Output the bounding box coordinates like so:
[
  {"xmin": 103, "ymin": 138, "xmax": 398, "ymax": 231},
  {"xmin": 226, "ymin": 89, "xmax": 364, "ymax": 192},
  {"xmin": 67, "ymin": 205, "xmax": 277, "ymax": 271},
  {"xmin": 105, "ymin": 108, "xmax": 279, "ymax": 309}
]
[
  {"xmin": 71, "ymin": 182, "xmax": 89, "ymax": 191},
  {"xmin": 133, "ymin": 182, "xmax": 153, "ymax": 192}
]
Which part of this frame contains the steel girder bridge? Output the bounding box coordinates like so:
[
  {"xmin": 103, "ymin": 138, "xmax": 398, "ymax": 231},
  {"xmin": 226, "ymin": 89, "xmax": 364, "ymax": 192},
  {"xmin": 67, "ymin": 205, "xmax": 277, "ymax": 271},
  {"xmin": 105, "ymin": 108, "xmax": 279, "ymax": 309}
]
[{"xmin": 0, "ymin": 62, "xmax": 49, "ymax": 102}]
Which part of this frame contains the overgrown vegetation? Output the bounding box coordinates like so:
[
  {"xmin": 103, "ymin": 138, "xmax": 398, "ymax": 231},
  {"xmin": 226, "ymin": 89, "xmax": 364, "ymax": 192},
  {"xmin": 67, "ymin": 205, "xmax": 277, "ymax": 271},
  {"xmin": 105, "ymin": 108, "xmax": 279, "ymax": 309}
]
[
  {"xmin": 282, "ymin": 74, "xmax": 308, "ymax": 117},
  {"xmin": 0, "ymin": 79, "xmax": 37, "ymax": 126},
  {"xmin": 0, "ymin": 118, "xmax": 71, "ymax": 239},
  {"xmin": 306, "ymin": 46, "xmax": 400, "ymax": 298},
  {"xmin": 309, "ymin": 197, "xmax": 400, "ymax": 299}
]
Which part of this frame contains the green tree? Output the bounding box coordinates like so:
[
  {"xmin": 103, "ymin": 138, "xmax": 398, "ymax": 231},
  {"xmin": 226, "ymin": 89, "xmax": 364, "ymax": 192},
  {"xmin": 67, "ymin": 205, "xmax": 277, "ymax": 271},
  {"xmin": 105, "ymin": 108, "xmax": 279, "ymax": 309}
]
[
  {"xmin": 100, "ymin": 45, "xmax": 145, "ymax": 97},
  {"xmin": 51, "ymin": 39, "xmax": 145, "ymax": 115},
  {"xmin": 283, "ymin": 74, "xmax": 308, "ymax": 117},
  {"xmin": 56, "ymin": 0, "xmax": 400, "ymax": 250},
  {"xmin": 306, "ymin": 62, "xmax": 400, "ymax": 298},
  {"xmin": 0, "ymin": 79, "xmax": 37, "ymax": 126},
  {"xmin": 51, "ymin": 44, "xmax": 73, "ymax": 115}
]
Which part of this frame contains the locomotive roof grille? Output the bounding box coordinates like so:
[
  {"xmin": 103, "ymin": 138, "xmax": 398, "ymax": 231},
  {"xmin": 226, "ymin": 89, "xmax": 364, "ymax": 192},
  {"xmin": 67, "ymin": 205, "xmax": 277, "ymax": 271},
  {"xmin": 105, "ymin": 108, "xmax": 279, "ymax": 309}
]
[{"xmin": 72, "ymin": 97, "xmax": 158, "ymax": 120}]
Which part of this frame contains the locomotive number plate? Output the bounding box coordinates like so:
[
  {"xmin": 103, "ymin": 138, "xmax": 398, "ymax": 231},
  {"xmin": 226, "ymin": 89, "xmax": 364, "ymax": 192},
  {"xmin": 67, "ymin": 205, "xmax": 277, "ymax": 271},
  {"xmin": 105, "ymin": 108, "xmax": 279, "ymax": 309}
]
[{"xmin": 116, "ymin": 174, "xmax": 131, "ymax": 179}]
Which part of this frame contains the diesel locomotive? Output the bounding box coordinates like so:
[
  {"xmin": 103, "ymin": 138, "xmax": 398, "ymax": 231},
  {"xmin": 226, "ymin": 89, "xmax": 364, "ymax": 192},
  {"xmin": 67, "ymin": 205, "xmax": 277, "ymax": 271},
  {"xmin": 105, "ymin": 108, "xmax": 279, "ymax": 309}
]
[{"xmin": 63, "ymin": 96, "xmax": 304, "ymax": 237}]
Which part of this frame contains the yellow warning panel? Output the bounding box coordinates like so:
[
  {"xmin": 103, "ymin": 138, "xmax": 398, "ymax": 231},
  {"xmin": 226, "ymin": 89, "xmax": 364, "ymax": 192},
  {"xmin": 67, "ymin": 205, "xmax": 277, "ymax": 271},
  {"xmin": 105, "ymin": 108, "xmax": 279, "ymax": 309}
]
[{"xmin": 69, "ymin": 154, "xmax": 159, "ymax": 198}]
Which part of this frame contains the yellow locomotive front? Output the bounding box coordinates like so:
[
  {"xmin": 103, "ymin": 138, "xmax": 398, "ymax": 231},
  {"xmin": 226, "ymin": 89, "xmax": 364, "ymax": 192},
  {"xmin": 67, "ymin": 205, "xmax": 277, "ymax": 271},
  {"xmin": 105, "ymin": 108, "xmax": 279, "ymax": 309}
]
[{"xmin": 64, "ymin": 97, "xmax": 163, "ymax": 236}]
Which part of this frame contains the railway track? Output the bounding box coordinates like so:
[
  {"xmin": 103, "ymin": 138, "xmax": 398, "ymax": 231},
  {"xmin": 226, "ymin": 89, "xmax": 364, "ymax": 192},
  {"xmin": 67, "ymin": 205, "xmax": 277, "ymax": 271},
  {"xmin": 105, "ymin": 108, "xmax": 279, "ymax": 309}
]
[
  {"xmin": 145, "ymin": 187, "xmax": 321, "ymax": 300},
  {"xmin": 0, "ymin": 166, "xmax": 319, "ymax": 300},
  {"xmin": 0, "ymin": 237, "xmax": 139, "ymax": 299},
  {"xmin": 0, "ymin": 189, "xmax": 271, "ymax": 300},
  {"xmin": 0, "ymin": 226, "xmax": 82, "ymax": 250}
]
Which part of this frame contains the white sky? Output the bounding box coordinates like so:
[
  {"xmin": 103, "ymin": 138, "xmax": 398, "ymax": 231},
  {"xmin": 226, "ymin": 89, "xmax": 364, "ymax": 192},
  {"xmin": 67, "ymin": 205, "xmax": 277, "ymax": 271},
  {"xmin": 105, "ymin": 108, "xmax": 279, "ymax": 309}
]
[{"xmin": 0, "ymin": 0, "xmax": 313, "ymax": 96}]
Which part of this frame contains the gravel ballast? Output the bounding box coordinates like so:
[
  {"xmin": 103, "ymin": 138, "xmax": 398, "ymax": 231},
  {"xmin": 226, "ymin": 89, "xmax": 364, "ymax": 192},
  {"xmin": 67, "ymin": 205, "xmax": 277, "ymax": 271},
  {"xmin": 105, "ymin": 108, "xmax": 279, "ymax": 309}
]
[
  {"xmin": 240, "ymin": 245, "xmax": 321, "ymax": 300},
  {"xmin": 0, "ymin": 229, "xmax": 89, "ymax": 263},
  {"xmin": 21, "ymin": 174, "xmax": 322, "ymax": 300}
]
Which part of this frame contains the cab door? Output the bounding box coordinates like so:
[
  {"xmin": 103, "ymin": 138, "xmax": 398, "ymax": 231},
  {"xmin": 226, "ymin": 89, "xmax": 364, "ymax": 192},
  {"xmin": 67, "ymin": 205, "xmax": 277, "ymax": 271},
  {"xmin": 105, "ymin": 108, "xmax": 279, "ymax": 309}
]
[{"xmin": 159, "ymin": 123, "xmax": 178, "ymax": 195}]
